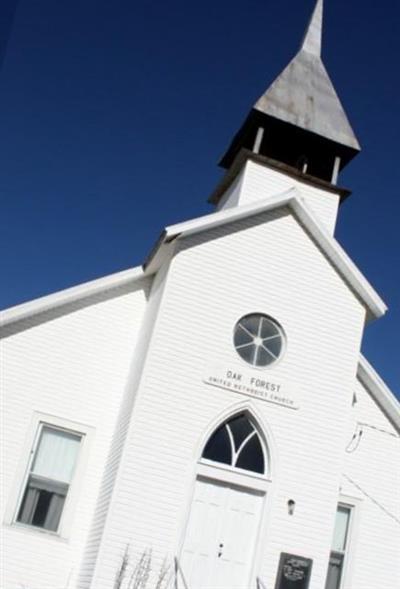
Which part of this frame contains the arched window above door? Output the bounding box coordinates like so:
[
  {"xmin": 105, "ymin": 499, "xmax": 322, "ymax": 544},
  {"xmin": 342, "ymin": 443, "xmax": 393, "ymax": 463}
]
[{"xmin": 202, "ymin": 414, "xmax": 266, "ymax": 475}]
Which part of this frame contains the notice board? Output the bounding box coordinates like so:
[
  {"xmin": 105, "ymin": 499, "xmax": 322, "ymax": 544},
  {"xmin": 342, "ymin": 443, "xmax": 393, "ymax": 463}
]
[{"xmin": 274, "ymin": 553, "xmax": 313, "ymax": 589}]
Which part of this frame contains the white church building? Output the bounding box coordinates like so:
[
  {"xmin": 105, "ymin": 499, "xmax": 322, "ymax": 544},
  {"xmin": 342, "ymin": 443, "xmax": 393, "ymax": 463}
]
[{"xmin": 1, "ymin": 2, "xmax": 399, "ymax": 588}]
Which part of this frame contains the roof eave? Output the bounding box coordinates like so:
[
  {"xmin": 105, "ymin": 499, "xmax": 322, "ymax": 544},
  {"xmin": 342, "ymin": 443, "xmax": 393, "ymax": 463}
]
[
  {"xmin": 358, "ymin": 355, "xmax": 400, "ymax": 432},
  {"xmin": 211, "ymin": 149, "xmax": 352, "ymax": 206},
  {"xmin": 144, "ymin": 190, "xmax": 387, "ymax": 321},
  {"xmin": 2, "ymin": 193, "xmax": 387, "ymax": 331},
  {"xmin": 253, "ymin": 104, "xmax": 361, "ymax": 153},
  {"xmin": 0, "ymin": 266, "xmax": 147, "ymax": 334}
]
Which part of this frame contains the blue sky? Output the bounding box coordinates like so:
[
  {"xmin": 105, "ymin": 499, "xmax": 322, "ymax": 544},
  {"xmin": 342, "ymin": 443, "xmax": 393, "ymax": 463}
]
[{"xmin": 1, "ymin": 0, "xmax": 399, "ymax": 396}]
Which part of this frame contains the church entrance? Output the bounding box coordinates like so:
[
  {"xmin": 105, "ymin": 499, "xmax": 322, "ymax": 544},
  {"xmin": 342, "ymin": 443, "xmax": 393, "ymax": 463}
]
[
  {"xmin": 180, "ymin": 413, "xmax": 268, "ymax": 589},
  {"xmin": 181, "ymin": 477, "xmax": 263, "ymax": 589}
]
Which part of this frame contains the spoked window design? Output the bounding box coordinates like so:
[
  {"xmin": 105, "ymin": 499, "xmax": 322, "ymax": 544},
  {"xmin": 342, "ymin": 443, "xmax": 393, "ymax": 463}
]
[
  {"xmin": 202, "ymin": 414, "xmax": 266, "ymax": 474},
  {"xmin": 234, "ymin": 313, "xmax": 284, "ymax": 367}
]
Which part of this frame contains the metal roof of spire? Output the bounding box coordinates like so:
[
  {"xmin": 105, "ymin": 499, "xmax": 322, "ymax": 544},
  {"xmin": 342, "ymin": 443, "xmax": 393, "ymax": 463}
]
[
  {"xmin": 301, "ymin": 0, "xmax": 323, "ymax": 56},
  {"xmin": 254, "ymin": 0, "xmax": 360, "ymax": 151}
]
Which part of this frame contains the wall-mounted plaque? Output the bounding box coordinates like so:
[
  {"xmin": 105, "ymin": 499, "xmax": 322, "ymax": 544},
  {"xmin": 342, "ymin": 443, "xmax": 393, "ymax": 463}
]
[
  {"xmin": 274, "ymin": 553, "xmax": 313, "ymax": 589},
  {"xmin": 203, "ymin": 362, "xmax": 300, "ymax": 410}
]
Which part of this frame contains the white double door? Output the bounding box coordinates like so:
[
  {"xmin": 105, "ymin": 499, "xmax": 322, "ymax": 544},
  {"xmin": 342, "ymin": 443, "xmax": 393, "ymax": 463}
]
[{"xmin": 180, "ymin": 477, "xmax": 264, "ymax": 589}]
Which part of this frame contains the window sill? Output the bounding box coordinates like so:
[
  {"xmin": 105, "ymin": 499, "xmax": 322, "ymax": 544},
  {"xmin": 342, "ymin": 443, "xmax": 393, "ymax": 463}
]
[{"xmin": 3, "ymin": 521, "xmax": 70, "ymax": 543}]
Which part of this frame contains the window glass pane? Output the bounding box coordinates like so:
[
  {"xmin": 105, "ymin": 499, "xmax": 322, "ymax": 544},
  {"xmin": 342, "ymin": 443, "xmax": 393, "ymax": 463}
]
[
  {"xmin": 263, "ymin": 336, "xmax": 282, "ymax": 358},
  {"xmin": 228, "ymin": 415, "xmax": 254, "ymax": 451},
  {"xmin": 16, "ymin": 425, "xmax": 82, "ymax": 533},
  {"xmin": 202, "ymin": 425, "xmax": 232, "ymax": 465},
  {"xmin": 239, "ymin": 343, "xmax": 257, "ymax": 365},
  {"xmin": 325, "ymin": 552, "xmax": 344, "ymax": 589},
  {"xmin": 234, "ymin": 314, "xmax": 284, "ymax": 367},
  {"xmin": 332, "ymin": 507, "xmax": 351, "ymax": 552},
  {"xmin": 240, "ymin": 315, "xmax": 260, "ymax": 336},
  {"xmin": 256, "ymin": 347, "xmax": 275, "ymax": 366},
  {"xmin": 236, "ymin": 433, "xmax": 265, "ymax": 473},
  {"xmin": 234, "ymin": 325, "xmax": 253, "ymax": 347},
  {"xmin": 17, "ymin": 475, "xmax": 68, "ymax": 532},
  {"xmin": 32, "ymin": 427, "xmax": 81, "ymax": 483},
  {"xmin": 260, "ymin": 318, "xmax": 279, "ymax": 339}
]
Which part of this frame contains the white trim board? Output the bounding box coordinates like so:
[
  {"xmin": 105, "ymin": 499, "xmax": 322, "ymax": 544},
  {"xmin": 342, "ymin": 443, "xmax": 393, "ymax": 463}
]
[
  {"xmin": 145, "ymin": 188, "xmax": 387, "ymax": 321},
  {"xmin": 357, "ymin": 355, "xmax": 400, "ymax": 432},
  {"xmin": 1, "ymin": 188, "xmax": 386, "ymax": 332},
  {"xmin": 3, "ymin": 411, "xmax": 94, "ymax": 540},
  {"xmin": 0, "ymin": 266, "xmax": 147, "ymax": 337}
]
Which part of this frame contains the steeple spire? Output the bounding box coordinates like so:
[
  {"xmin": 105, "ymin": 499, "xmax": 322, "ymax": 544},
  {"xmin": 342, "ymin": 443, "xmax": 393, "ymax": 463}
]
[
  {"xmin": 218, "ymin": 0, "xmax": 360, "ymax": 184},
  {"xmin": 301, "ymin": 0, "xmax": 323, "ymax": 57}
]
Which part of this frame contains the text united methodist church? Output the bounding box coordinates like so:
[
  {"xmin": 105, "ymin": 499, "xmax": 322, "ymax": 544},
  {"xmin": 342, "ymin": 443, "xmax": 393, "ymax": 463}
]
[{"xmin": 1, "ymin": 2, "xmax": 399, "ymax": 588}]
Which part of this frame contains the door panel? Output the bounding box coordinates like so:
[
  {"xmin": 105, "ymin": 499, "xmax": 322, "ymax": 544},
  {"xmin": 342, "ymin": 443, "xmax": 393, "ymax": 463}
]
[
  {"xmin": 181, "ymin": 479, "xmax": 227, "ymax": 588},
  {"xmin": 181, "ymin": 477, "xmax": 263, "ymax": 589}
]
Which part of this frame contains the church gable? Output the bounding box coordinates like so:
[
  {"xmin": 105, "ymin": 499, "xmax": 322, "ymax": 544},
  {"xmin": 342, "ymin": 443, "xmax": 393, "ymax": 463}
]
[
  {"xmin": 146, "ymin": 189, "xmax": 386, "ymax": 321},
  {"xmin": 153, "ymin": 205, "xmax": 366, "ymax": 416},
  {"xmin": 169, "ymin": 200, "xmax": 379, "ymax": 324},
  {"xmin": 85, "ymin": 201, "xmax": 373, "ymax": 588}
]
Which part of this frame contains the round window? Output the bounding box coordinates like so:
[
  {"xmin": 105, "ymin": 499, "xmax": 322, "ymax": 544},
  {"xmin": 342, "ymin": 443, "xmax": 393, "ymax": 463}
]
[{"xmin": 234, "ymin": 314, "xmax": 284, "ymax": 367}]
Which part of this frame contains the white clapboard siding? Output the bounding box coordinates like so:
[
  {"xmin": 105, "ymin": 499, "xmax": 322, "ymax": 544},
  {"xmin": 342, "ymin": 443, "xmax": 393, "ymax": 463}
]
[
  {"xmin": 1, "ymin": 278, "xmax": 150, "ymax": 589},
  {"xmin": 340, "ymin": 376, "xmax": 400, "ymax": 589},
  {"xmin": 89, "ymin": 207, "xmax": 367, "ymax": 589},
  {"xmin": 218, "ymin": 160, "xmax": 341, "ymax": 235}
]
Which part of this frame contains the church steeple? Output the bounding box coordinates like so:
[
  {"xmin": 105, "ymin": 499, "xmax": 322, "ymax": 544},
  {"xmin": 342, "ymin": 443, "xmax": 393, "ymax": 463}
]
[
  {"xmin": 219, "ymin": 0, "xmax": 360, "ymax": 185},
  {"xmin": 301, "ymin": 0, "xmax": 323, "ymax": 56}
]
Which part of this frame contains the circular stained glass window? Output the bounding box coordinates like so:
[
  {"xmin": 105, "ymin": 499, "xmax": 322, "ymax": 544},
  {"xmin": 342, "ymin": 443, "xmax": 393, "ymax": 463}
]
[{"xmin": 234, "ymin": 313, "xmax": 284, "ymax": 367}]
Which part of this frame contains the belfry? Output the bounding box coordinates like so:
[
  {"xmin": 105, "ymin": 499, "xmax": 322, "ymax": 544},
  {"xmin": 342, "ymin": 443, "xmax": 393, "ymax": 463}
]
[
  {"xmin": 1, "ymin": 2, "xmax": 399, "ymax": 589},
  {"xmin": 219, "ymin": 0, "xmax": 359, "ymax": 185}
]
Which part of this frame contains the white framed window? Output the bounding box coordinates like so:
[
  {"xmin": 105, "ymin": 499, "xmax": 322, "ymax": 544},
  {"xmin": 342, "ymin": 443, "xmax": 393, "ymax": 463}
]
[
  {"xmin": 16, "ymin": 424, "xmax": 82, "ymax": 532},
  {"xmin": 325, "ymin": 501, "xmax": 359, "ymax": 589},
  {"xmin": 202, "ymin": 413, "xmax": 267, "ymax": 475},
  {"xmin": 233, "ymin": 314, "xmax": 285, "ymax": 368},
  {"xmin": 4, "ymin": 412, "xmax": 92, "ymax": 538}
]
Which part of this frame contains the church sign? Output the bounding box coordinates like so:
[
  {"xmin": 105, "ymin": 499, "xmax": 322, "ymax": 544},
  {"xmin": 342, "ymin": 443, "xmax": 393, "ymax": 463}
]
[
  {"xmin": 203, "ymin": 362, "xmax": 299, "ymax": 409},
  {"xmin": 275, "ymin": 553, "xmax": 313, "ymax": 589}
]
